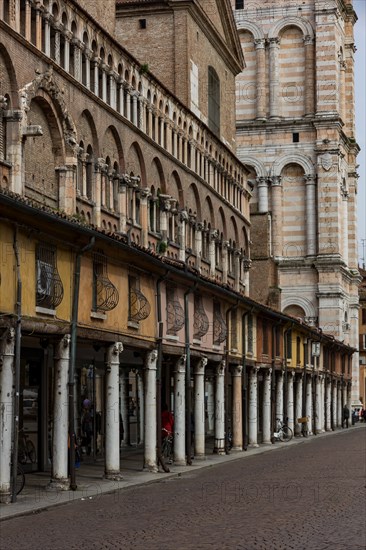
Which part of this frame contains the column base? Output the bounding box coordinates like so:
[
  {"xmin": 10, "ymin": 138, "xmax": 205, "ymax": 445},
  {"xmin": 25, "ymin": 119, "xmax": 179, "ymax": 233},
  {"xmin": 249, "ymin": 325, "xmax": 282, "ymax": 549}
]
[
  {"xmin": 248, "ymin": 443, "xmax": 259, "ymax": 448},
  {"xmin": 173, "ymin": 457, "xmax": 186, "ymax": 466},
  {"xmin": 194, "ymin": 453, "xmax": 206, "ymax": 460},
  {"xmin": 262, "ymin": 440, "xmax": 272, "ymax": 445},
  {"xmin": 0, "ymin": 490, "xmax": 11, "ymax": 504},
  {"xmin": 104, "ymin": 470, "xmax": 123, "ymax": 481},
  {"xmin": 213, "ymin": 438, "xmax": 225, "ymax": 454},
  {"xmin": 143, "ymin": 462, "xmax": 158, "ymax": 473},
  {"xmin": 231, "ymin": 446, "xmax": 243, "ymax": 452},
  {"xmin": 47, "ymin": 477, "xmax": 70, "ymax": 491}
]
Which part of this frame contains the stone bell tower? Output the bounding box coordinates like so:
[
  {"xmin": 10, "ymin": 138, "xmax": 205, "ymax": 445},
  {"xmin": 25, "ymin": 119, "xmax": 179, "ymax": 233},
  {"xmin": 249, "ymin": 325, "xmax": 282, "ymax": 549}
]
[{"xmin": 232, "ymin": 0, "xmax": 361, "ymax": 403}]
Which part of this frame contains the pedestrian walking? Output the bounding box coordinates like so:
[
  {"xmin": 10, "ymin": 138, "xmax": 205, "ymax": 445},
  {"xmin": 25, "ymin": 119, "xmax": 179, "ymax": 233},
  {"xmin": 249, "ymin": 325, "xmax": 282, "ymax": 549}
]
[{"xmin": 342, "ymin": 404, "xmax": 350, "ymax": 428}]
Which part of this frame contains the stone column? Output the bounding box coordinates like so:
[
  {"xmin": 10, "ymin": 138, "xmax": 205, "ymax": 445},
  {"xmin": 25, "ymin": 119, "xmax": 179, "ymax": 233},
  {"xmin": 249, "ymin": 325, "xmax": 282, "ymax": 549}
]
[
  {"xmin": 248, "ymin": 367, "xmax": 259, "ymax": 447},
  {"xmin": 57, "ymin": 163, "xmax": 77, "ymax": 215},
  {"xmin": 139, "ymin": 188, "xmax": 150, "ymax": 248},
  {"xmin": 306, "ymin": 375, "xmax": 313, "ymax": 434},
  {"xmin": 63, "ymin": 32, "xmax": 71, "ymax": 73},
  {"xmin": 101, "ymin": 64, "xmax": 107, "ymax": 102},
  {"xmin": 305, "ymin": 175, "xmax": 317, "ymax": 255},
  {"xmin": 72, "ymin": 39, "xmax": 82, "ymax": 82},
  {"xmin": 222, "ymin": 241, "xmax": 229, "ymax": 284},
  {"xmin": 195, "ymin": 222, "xmax": 203, "ymax": 268},
  {"xmin": 137, "ymin": 371, "xmax": 144, "ymax": 444},
  {"xmin": 0, "ymin": 329, "xmax": 15, "ymax": 503},
  {"xmin": 254, "ymin": 38, "xmax": 266, "ymax": 120},
  {"xmin": 174, "ymin": 354, "xmax": 187, "ymax": 465},
  {"xmin": 342, "ymin": 382, "xmax": 347, "ymax": 425},
  {"xmin": 315, "ymin": 375, "xmax": 321, "ymax": 434},
  {"xmin": 132, "ymin": 93, "xmax": 138, "ymax": 126},
  {"xmin": 269, "ymin": 37, "xmax": 281, "ymax": 119},
  {"xmin": 194, "ymin": 357, "xmax": 207, "ymax": 459},
  {"xmin": 144, "ymin": 350, "xmax": 158, "ymax": 472},
  {"xmin": 332, "ymin": 380, "xmax": 337, "ymax": 430},
  {"xmin": 126, "ymin": 87, "xmax": 131, "ymax": 121},
  {"xmin": 109, "ymin": 73, "xmax": 117, "ymax": 110},
  {"xmin": 206, "ymin": 376, "xmax": 215, "ymax": 435},
  {"xmin": 105, "ymin": 342, "xmax": 123, "ymax": 480},
  {"xmin": 320, "ymin": 375, "xmax": 325, "ymax": 432},
  {"xmin": 93, "ymin": 58, "xmax": 100, "ymax": 98},
  {"xmin": 325, "ymin": 377, "xmax": 332, "ymax": 431},
  {"xmin": 209, "ymin": 229, "xmax": 218, "ymax": 276},
  {"xmin": 263, "ymin": 368, "xmax": 272, "ymax": 444},
  {"xmin": 54, "ymin": 26, "xmax": 61, "ymax": 65},
  {"xmin": 231, "ymin": 365, "xmax": 243, "ymax": 450},
  {"xmin": 118, "ymin": 81, "xmax": 125, "ymax": 116},
  {"xmin": 295, "ymin": 374, "xmax": 303, "ymax": 436},
  {"xmin": 44, "ymin": 13, "xmax": 51, "ymax": 56},
  {"xmin": 83, "ymin": 50, "xmax": 91, "ymax": 90},
  {"xmin": 119, "ymin": 370, "xmax": 129, "ymax": 447},
  {"xmin": 276, "ymin": 370, "xmax": 284, "ymax": 423},
  {"xmin": 341, "ymin": 189, "xmax": 349, "ymax": 264},
  {"xmin": 287, "ymin": 371, "xmax": 295, "ymax": 432},
  {"xmin": 257, "ymin": 176, "xmax": 268, "ymax": 213},
  {"xmin": 25, "ymin": 0, "xmax": 31, "ymax": 41},
  {"xmin": 270, "ymin": 176, "xmax": 283, "ymax": 257},
  {"xmin": 178, "ymin": 210, "xmax": 188, "ymax": 262},
  {"xmin": 304, "ymin": 35, "xmax": 315, "ymax": 116},
  {"xmin": 35, "ymin": 7, "xmax": 42, "ymax": 50},
  {"xmin": 337, "ymin": 381, "xmax": 342, "ymax": 428},
  {"xmin": 214, "ymin": 361, "xmax": 226, "ymax": 454},
  {"xmin": 48, "ymin": 334, "xmax": 71, "ymax": 490},
  {"xmin": 118, "ymin": 178, "xmax": 127, "ymax": 233}
]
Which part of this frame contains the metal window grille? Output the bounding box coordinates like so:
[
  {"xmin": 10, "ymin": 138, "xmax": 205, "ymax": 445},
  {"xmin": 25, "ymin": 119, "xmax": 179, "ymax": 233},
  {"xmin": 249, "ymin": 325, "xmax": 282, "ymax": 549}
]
[
  {"xmin": 35, "ymin": 243, "xmax": 64, "ymax": 309},
  {"xmin": 193, "ymin": 294, "xmax": 209, "ymax": 339},
  {"xmin": 166, "ymin": 285, "xmax": 185, "ymax": 335},
  {"xmin": 92, "ymin": 251, "xmax": 119, "ymax": 312},
  {"xmin": 213, "ymin": 302, "xmax": 227, "ymax": 345},
  {"xmin": 128, "ymin": 275, "xmax": 151, "ymax": 321}
]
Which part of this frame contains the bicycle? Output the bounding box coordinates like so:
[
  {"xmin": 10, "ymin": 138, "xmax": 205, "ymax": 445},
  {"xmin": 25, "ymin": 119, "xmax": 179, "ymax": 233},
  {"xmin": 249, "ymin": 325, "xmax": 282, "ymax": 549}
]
[
  {"xmin": 161, "ymin": 428, "xmax": 173, "ymax": 464},
  {"xmin": 16, "ymin": 463, "xmax": 25, "ymax": 495},
  {"xmin": 273, "ymin": 418, "xmax": 293, "ymax": 442},
  {"xmin": 18, "ymin": 428, "xmax": 37, "ymax": 465}
]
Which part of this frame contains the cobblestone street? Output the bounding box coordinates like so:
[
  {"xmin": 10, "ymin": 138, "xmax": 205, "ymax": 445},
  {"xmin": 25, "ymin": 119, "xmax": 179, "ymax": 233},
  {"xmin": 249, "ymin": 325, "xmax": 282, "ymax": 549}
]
[{"xmin": 1, "ymin": 427, "xmax": 365, "ymax": 550}]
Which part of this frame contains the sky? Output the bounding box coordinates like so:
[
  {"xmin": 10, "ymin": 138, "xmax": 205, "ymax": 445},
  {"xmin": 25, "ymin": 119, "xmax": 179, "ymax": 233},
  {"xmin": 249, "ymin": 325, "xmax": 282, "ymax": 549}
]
[{"xmin": 354, "ymin": 0, "xmax": 366, "ymax": 266}]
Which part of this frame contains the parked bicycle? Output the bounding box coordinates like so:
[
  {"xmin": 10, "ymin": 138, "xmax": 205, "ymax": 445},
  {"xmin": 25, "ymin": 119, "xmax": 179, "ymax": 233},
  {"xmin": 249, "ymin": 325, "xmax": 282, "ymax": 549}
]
[
  {"xmin": 18, "ymin": 428, "xmax": 37, "ymax": 465},
  {"xmin": 273, "ymin": 418, "xmax": 293, "ymax": 442},
  {"xmin": 161, "ymin": 427, "xmax": 173, "ymax": 464},
  {"xmin": 16, "ymin": 463, "xmax": 25, "ymax": 495}
]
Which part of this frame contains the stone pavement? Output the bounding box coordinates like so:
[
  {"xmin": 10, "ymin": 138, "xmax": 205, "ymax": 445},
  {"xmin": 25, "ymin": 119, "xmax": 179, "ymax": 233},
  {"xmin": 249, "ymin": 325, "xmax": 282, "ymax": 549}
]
[{"xmin": 0, "ymin": 425, "xmax": 364, "ymax": 523}]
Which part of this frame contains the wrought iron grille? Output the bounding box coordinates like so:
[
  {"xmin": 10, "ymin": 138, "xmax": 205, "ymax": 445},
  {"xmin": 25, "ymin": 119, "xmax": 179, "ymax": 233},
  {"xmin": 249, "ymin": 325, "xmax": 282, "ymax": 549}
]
[
  {"xmin": 129, "ymin": 276, "xmax": 151, "ymax": 321},
  {"xmin": 93, "ymin": 252, "xmax": 119, "ymax": 312},
  {"xmin": 213, "ymin": 303, "xmax": 227, "ymax": 345},
  {"xmin": 166, "ymin": 286, "xmax": 185, "ymax": 334},
  {"xmin": 193, "ymin": 295, "xmax": 209, "ymax": 339},
  {"xmin": 36, "ymin": 244, "xmax": 64, "ymax": 309}
]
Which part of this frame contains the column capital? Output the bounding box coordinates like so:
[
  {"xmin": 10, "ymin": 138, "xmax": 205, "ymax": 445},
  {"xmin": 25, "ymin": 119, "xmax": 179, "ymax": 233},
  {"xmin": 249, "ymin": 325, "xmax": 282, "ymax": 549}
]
[
  {"xmin": 303, "ymin": 35, "xmax": 314, "ymax": 46},
  {"xmin": 112, "ymin": 342, "xmax": 123, "ymax": 355},
  {"xmin": 264, "ymin": 367, "xmax": 272, "ymax": 378},
  {"xmin": 269, "ymin": 37, "xmax": 281, "ymax": 48},
  {"xmin": 288, "ymin": 370, "xmax": 295, "ymax": 378},
  {"xmin": 231, "ymin": 365, "xmax": 243, "ymax": 377},
  {"xmin": 195, "ymin": 356, "xmax": 207, "ymax": 375},
  {"xmin": 175, "ymin": 354, "xmax": 187, "ymax": 374},
  {"xmin": 256, "ymin": 176, "xmax": 268, "ymax": 187},
  {"xmin": 145, "ymin": 349, "xmax": 158, "ymax": 370},
  {"xmin": 216, "ymin": 360, "xmax": 226, "ymax": 376},
  {"xmin": 251, "ymin": 366, "xmax": 260, "ymax": 375},
  {"xmin": 304, "ymin": 174, "xmax": 316, "ymax": 185},
  {"xmin": 270, "ymin": 175, "xmax": 282, "ymax": 187},
  {"xmin": 254, "ymin": 38, "xmax": 266, "ymax": 49}
]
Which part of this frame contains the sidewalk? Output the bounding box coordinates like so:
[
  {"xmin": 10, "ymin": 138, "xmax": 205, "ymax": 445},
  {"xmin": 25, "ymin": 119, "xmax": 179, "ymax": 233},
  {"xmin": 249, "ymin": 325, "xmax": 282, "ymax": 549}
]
[{"xmin": 1, "ymin": 424, "xmax": 364, "ymax": 521}]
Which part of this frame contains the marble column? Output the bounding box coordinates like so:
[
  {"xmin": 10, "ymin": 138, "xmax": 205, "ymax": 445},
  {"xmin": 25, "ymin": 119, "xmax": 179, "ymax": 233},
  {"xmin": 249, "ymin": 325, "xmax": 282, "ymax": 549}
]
[
  {"xmin": 248, "ymin": 367, "xmax": 259, "ymax": 447},
  {"xmin": 305, "ymin": 375, "xmax": 313, "ymax": 435},
  {"xmin": 231, "ymin": 365, "xmax": 243, "ymax": 450},
  {"xmin": 257, "ymin": 176, "xmax": 268, "ymax": 213},
  {"xmin": 105, "ymin": 342, "xmax": 123, "ymax": 480},
  {"xmin": 174, "ymin": 355, "xmax": 186, "ymax": 465},
  {"xmin": 0, "ymin": 329, "xmax": 15, "ymax": 503},
  {"xmin": 305, "ymin": 175, "xmax": 317, "ymax": 256},
  {"xmin": 315, "ymin": 375, "xmax": 322, "ymax": 434},
  {"xmin": 263, "ymin": 369, "xmax": 272, "ymax": 444},
  {"xmin": 337, "ymin": 382, "xmax": 342, "ymax": 428},
  {"xmin": 287, "ymin": 371, "xmax": 295, "ymax": 432},
  {"xmin": 270, "ymin": 176, "xmax": 283, "ymax": 257},
  {"xmin": 325, "ymin": 377, "xmax": 332, "ymax": 431},
  {"xmin": 341, "ymin": 190, "xmax": 349, "ymax": 265},
  {"xmin": 144, "ymin": 350, "xmax": 158, "ymax": 472},
  {"xmin": 194, "ymin": 357, "xmax": 207, "ymax": 459},
  {"xmin": 206, "ymin": 376, "xmax": 215, "ymax": 435},
  {"xmin": 295, "ymin": 374, "xmax": 303, "ymax": 436},
  {"xmin": 48, "ymin": 335, "xmax": 71, "ymax": 490},
  {"xmin": 304, "ymin": 35, "xmax": 315, "ymax": 116},
  {"xmin": 332, "ymin": 381, "xmax": 337, "ymax": 430},
  {"xmin": 214, "ymin": 361, "xmax": 225, "ymax": 454},
  {"xmin": 320, "ymin": 375, "xmax": 325, "ymax": 432},
  {"xmin": 276, "ymin": 370, "xmax": 284, "ymax": 424},
  {"xmin": 254, "ymin": 38, "xmax": 266, "ymax": 120},
  {"xmin": 269, "ymin": 37, "xmax": 281, "ymax": 119}
]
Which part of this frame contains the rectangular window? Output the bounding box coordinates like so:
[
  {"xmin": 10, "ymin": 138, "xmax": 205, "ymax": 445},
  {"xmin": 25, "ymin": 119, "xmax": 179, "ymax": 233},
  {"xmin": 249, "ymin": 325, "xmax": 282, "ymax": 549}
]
[
  {"xmin": 293, "ymin": 132, "xmax": 299, "ymax": 143},
  {"xmin": 36, "ymin": 243, "xmax": 63, "ymax": 310},
  {"xmin": 235, "ymin": 0, "xmax": 244, "ymax": 8},
  {"xmin": 139, "ymin": 19, "xmax": 146, "ymax": 29}
]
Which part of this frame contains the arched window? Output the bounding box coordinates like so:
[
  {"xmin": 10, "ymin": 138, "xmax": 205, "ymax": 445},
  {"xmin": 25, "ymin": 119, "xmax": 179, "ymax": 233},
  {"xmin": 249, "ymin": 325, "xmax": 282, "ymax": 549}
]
[{"xmin": 208, "ymin": 67, "xmax": 220, "ymax": 135}]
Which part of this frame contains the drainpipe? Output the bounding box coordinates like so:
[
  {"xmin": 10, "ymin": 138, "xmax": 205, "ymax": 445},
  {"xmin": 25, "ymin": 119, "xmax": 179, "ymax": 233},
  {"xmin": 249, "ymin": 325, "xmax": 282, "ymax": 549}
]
[
  {"xmin": 225, "ymin": 300, "xmax": 239, "ymax": 454},
  {"xmin": 11, "ymin": 226, "xmax": 22, "ymax": 503},
  {"xmin": 184, "ymin": 281, "xmax": 198, "ymax": 465},
  {"xmin": 69, "ymin": 237, "xmax": 95, "ymax": 491},
  {"xmin": 156, "ymin": 271, "xmax": 170, "ymax": 472}
]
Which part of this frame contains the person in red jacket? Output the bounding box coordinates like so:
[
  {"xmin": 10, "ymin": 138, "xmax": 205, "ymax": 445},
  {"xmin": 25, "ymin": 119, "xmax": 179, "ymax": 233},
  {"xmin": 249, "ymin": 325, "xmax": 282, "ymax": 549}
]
[{"xmin": 161, "ymin": 403, "xmax": 174, "ymax": 440}]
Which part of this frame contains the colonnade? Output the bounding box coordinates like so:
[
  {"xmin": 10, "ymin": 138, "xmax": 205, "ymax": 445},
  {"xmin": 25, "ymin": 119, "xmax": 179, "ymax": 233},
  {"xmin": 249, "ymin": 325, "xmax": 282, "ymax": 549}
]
[{"xmin": 0, "ymin": 329, "xmax": 352, "ymax": 503}]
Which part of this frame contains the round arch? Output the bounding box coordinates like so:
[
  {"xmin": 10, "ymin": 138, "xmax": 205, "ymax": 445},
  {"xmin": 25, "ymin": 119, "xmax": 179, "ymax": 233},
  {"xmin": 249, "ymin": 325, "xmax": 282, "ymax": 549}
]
[
  {"xmin": 268, "ymin": 16, "xmax": 314, "ymax": 40},
  {"xmin": 282, "ymin": 295, "xmax": 316, "ymax": 319},
  {"xmin": 103, "ymin": 125, "xmax": 124, "ymax": 170},
  {"xmin": 271, "ymin": 153, "xmax": 314, "ymax": 177},
  {"xmin": 170, "ymin": 170, "xmax": 183, "ymax": 207},
  {"xmin": 239, "ymin": 156, "xmax": 267, "ymax": 178},
  {"xmin": 187, "ymin": 183, "xmax": 201, "ymax": 221},
  {"xmin": 78, "ymin": 109, "xmax": 99, "ymax": 157},
  {"xmin": 203, "ymin": 195, "xmax": 215, "ymax": 228},
  {"xmin": 0, "ymin": 43, "xmax": 19, "ymax": 107},
  {"xmin": 126, "ymin": 141, "xmax": 146, "ymax": 186},
  {"xmin": 150, "ymin": 156, "xmax": 166, "ymax": 194},
  {"xmin": 236, "ymin": 20, "xmax": 264, "ymax": 41}
]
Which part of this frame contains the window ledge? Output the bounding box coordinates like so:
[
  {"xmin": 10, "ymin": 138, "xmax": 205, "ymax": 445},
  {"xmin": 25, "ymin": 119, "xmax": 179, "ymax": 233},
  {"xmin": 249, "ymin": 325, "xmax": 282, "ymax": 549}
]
[
  {"xmin": 91, "ymin": 311, "xmax": 107, "ymax": 320},
  {"xmin": 166, "ymin": 334, "xmax": 179, "ymax": 342},
  {"xmin": 128, "ymin": 320, "xmax": 140, "ymax": 329},
  {"xmin": 193, "ymin": 338, "xmax": 201, "ymax": 345},
  {"xmin": 212, "ymin": 344, "xmax": 221, "ymax": 351},
  {"xmin": 36, "ymin": 306, "xmax": 56, "ymax": 316}
]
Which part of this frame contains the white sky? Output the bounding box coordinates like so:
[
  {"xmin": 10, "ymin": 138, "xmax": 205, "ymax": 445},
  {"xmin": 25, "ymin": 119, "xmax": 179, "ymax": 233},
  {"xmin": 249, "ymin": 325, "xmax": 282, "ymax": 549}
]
[{"xmin": 354, "ymin": 0, "xmax": 366, "ymax": 266}]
